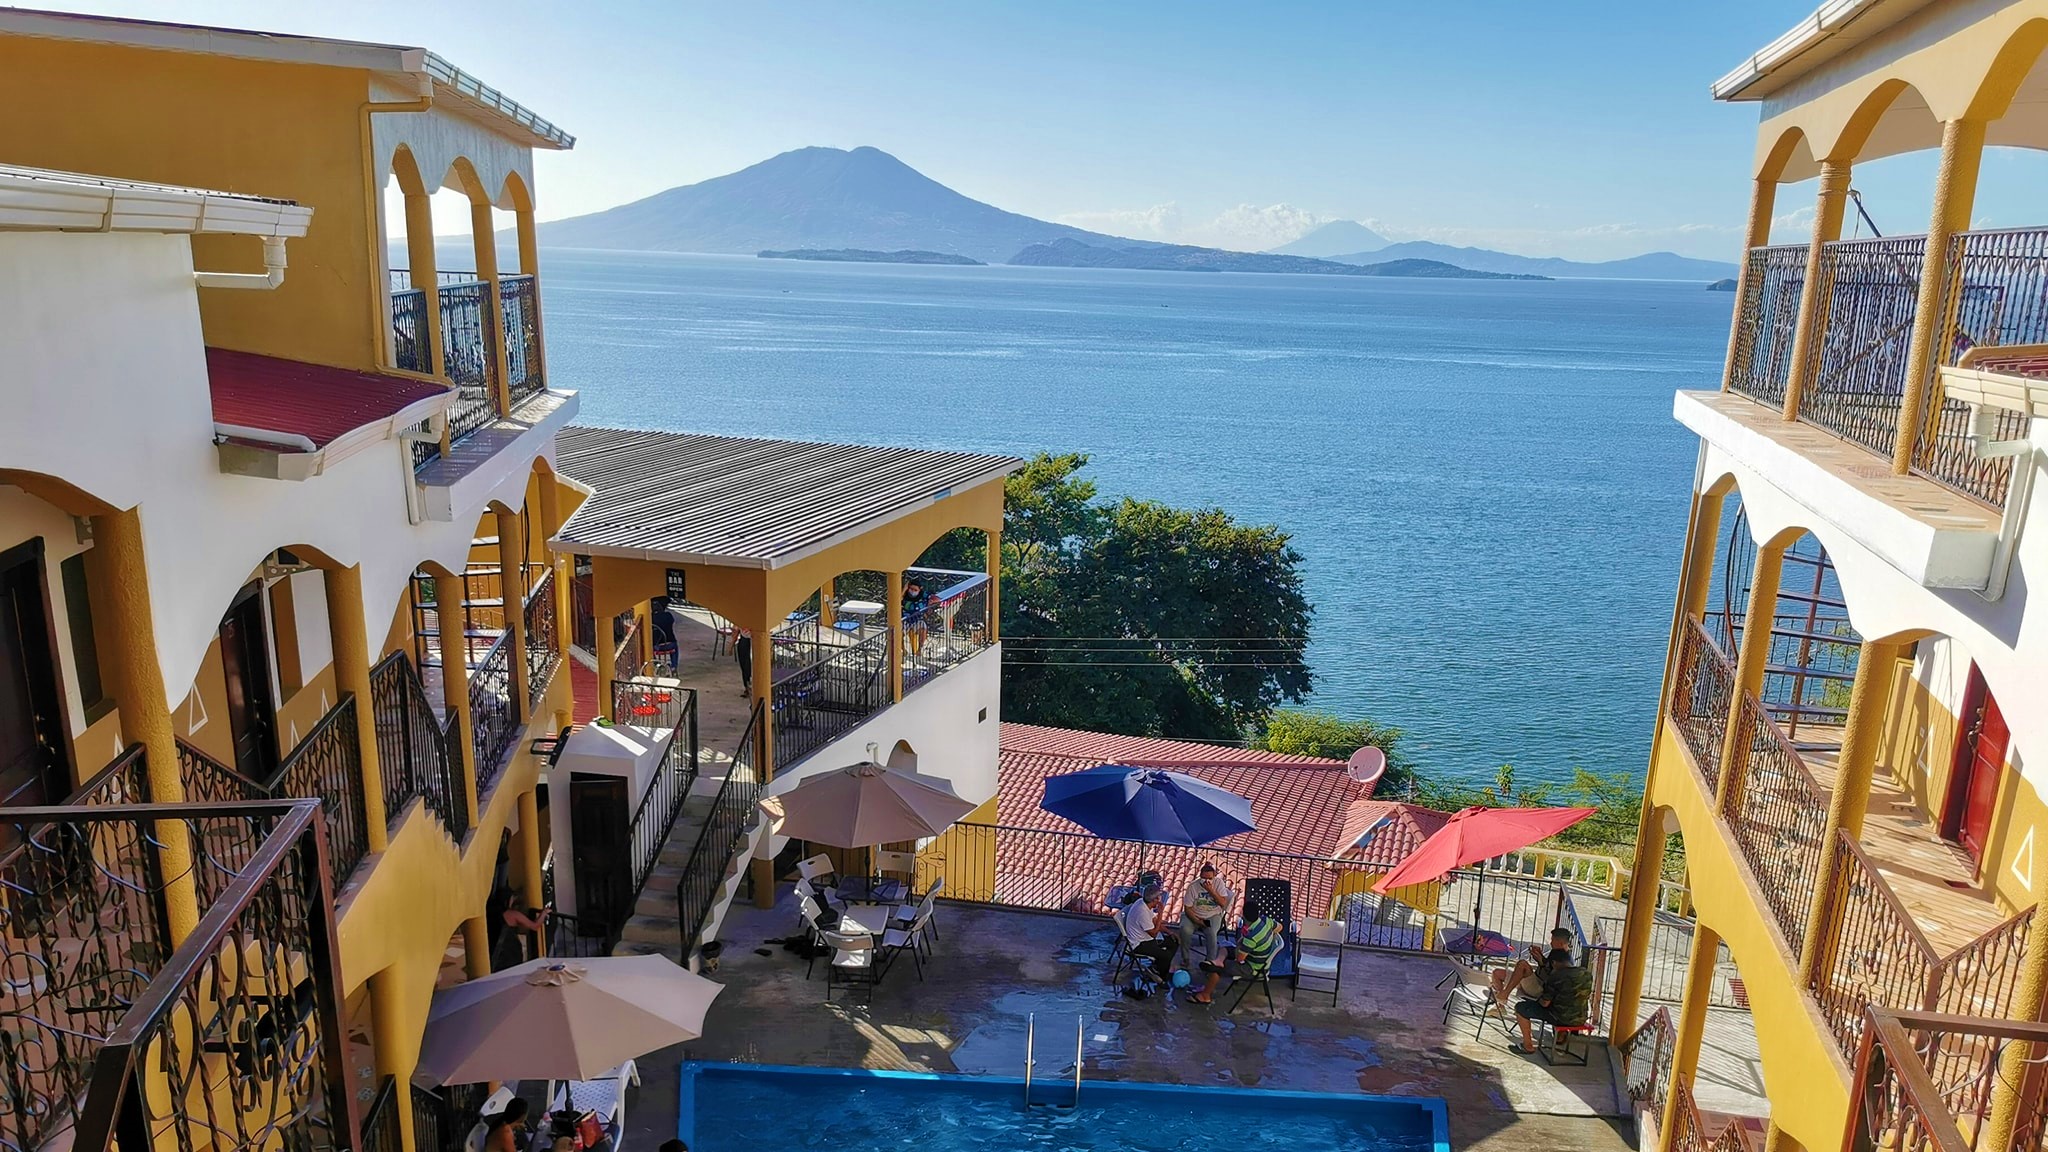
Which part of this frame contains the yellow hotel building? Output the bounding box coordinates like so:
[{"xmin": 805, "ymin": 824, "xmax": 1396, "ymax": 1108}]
[
  {"xmin": 1610, "ymin": 3, "xmax": 2048, "ymax": 1151},
  {"xmin": 0, "ymin": 10, "xmax": 1006, "ymax": 1152}
]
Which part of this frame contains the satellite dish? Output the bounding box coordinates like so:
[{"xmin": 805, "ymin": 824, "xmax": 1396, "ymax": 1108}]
[{"xmin": 1347, "ymin": 746, "xmax": 1387, "ymax": 787}]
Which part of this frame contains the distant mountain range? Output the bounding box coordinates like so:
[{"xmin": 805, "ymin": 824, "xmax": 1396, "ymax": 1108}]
[
  {"xmin": 759, "ymin": 248, "xmax": 984, "ymax": 266},
  {"xmin": 1268, "ymin": 220, "xmax": 1392, "ymax": 258},
  {"xmin": 538, "ymin": 146, "xmax": 1131, "ymax": 265},
  {"xmin": 1284, "ymin": 232, "xmax": 1737, "ymax": 281},
  {"xmin": 1012, "ymin": 238, "xmax": 1546, "ymax": 279},
  {"xmin": 535, "ymin": 146, "xmax": 1736, "ymax": 280}
]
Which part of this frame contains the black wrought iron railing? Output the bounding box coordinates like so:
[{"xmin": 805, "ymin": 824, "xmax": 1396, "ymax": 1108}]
[
  {"xmin": 264, "ymin": 694, "xmax": 371, "ymax": 895},
  {"xmin": 65, "ymin": 744, "xmax": 150, "ymax": 805},
  {"xmin": 1668, "ymin": 618, "xmax": 1735, "ymax": 791},
  {"xmin": 904, "ymin": 567, "xmax": 992, "ymax": 694},
  {"xmin": 439, "ymin": 279, "xmax": 499, "ymax": 447},
  {"xmin": 412, "ymin": 1082, "xmax": 491, "ymax": 1152},
  {"xmin": 1798, "ymin": 235, "xmax": 1928, "ymax": 460},
  {"xmin": 363, "ymin": 1076, "xmax": 403, "ymax": 1152},
  {"xmin": 470, "ymin": 631, "xmax": 519, "ymax": 800},
  {"xmin": 174, "ymin": 737, "xmax": 269, "ymax": 805},
  {"xmin": 622, "ymin": 686, "xmax": 701, "ymax": 908},
  {"xmin": 391, "ymin": 284, "xmax": 430, "ymax": 375},
  {"xmin": 1718, "ymin": 692, "xmax": 1829, "ymax": 957},
  {"xmin": 1621, "ymin": 1005, "xmax": 1678, "ymax": 1121},
  {"xmin": 1910, "ymin": 228, "xmax": 2048, "ymax": 507},
  {"xmin": 1727, "ymin": 243, "xmax": 1809, "ymax": 408},
  {"xmin": 501, "ymin": 273, "xmax": 545, "ymax": 408},
  {"xmin": 772, "ymin": 629, "xmax": 889, "ymax": 773},
  {"xmin": 674, "ymin": 702, "xmax": 764, "ymax": 961},
  {"xmin": 545, "ymin": 912, "xmax": 616, "ymax": 959},
  {"xmin": 525, "ymin": 567, "xmax": 560, "ymax": 714},
  {"xmin": 370, "ymin": 651, "xmax": 470, "ymax": 844},
  {"xmin": 67, "ymin": 798, "xmax": 352, "ymax": 1152},
  {"xmin": 1842, "ymin": 1007, "xmax": 2048, "ymax": 1152}
]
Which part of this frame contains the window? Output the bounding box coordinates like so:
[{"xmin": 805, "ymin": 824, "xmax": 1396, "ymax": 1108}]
[{"xmin": 59, "ymin": 554, "xmax": 108, "ymax": 720}]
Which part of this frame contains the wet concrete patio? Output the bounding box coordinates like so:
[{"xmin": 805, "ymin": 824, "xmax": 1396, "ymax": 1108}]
[{"xmin": 622, "ymin": 896, "xmax": 1641, "ymax": 1151}]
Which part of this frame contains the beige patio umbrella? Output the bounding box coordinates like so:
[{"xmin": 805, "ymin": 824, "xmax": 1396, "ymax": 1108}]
[
  {"xmin": 767, "ymin": 760, "xmax": 976, "ymax": 847},
  {"xmin": 414, "ymin": 955, "xmax": 723, "ymax": 1086}
]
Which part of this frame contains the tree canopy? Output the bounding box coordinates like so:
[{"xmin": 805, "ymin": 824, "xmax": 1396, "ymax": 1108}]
[
  {"xmin": 1253, "ymin": 708, "xmax": 1417, "ymax": 795},
  {"xmin": 963, "ymin": 452, "xmax": 1312, "ymax": 740}
]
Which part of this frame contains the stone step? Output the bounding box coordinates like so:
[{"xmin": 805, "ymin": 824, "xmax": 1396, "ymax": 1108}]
[
  {"xmin": 633, "ymin": 883, "xmax": 680, "ymax": 920},
  {"xmin": 620, "ymin": 914, "xmax": 679, "ymax": 947},
  {"xmin": 610, "ymin": 938, "xmax": 680, "ymax": 963}
]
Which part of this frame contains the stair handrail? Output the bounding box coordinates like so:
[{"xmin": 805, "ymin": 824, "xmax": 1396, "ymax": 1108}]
[{"xmin": 672, "ymin": 700, "xmax": 766, "ymax": 962}]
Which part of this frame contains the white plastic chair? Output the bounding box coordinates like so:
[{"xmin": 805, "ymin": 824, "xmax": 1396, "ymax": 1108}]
[
  {"xmin": 824, "ymin": 929, "xmax": 877, "ymax": 1001},
  {"xmin": 1292, "ymin": 916, "xmax": 1346, "ymax": 1006},
  {"xmin": 875, "ymin": 849, "xmax": 916, "ymax": 902},
  {"xmin": 797, "ymin": 854, "xmax": 837, "ymax": 887},
  {"xmin": 881, "ymin": 909, "xmax": 930, "ymax": 981},
  {"xmin": 1438, "ymin": 954, "xmax": 1510, "ymax": 1040}
]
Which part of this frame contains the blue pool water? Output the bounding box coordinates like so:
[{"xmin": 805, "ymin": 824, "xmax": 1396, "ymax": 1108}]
[{"xmin": 676, "ymin": 1062, "xmax": 1448, "ymax": 1151}]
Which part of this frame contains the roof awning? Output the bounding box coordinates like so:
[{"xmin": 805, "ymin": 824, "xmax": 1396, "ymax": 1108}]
[{"xmin": 208, "ymin": 348, "xmax": 449, "ymax": 481}]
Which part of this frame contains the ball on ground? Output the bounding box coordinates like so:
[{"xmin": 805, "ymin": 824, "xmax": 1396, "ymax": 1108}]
[{"xmin": 1170, "ymin": 969, "xmax": 1192, "ymax": 988}]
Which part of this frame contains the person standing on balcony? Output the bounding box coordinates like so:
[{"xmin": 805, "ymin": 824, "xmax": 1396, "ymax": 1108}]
[
  {"xmin": 902, "ymin": 579, "xmax": 931, "ymax": 658},
  {"xmin": 734, "ymin": 628, "xmax": 753, "ymax": 697},
  {"xmin": 1178, "ymin": 862, "xmax": 1234, "ymax": 963}
]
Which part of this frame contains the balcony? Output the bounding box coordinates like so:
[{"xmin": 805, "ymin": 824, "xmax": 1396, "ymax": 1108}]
[
  {"xmin": 1843, "ymin": 1007, "xmax": 2048, "ymax": 1152},
  {"xmin": 0, "ymin": 769, "xmax": 353, "ymax": 1152},
  {"xmin": 410, "ymin": 560, "xmax": 562, "ymax": 802},
  {"xmin": 391, "ymin": 269, "xmax": 576, "ymax": 519},
  {"xmin": 1721, "ymin": 228, "xmax": 2042, "ymax": 511},
  {"xmin": 1665, "ymin": 623, "xmax": 2032, "ymax": 1070}
]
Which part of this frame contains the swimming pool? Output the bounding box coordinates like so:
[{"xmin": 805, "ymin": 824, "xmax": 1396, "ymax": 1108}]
[{"xmin": 677, "ymin": 1062, "xmax": 1449, "ymax": 1151}]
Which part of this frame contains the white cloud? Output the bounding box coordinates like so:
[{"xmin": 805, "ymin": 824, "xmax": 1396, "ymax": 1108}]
[{"xmin": 1056, "ymin": 202, "xmax": 1326, "ymax": 250}]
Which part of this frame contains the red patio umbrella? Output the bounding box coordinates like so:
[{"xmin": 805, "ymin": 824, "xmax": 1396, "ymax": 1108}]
[{"xmin": 1371, "ymin": 805, "xmax": 1597, "ymax": 955}]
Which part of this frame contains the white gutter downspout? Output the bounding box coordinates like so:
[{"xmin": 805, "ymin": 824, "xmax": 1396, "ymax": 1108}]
[
  {"xmin": 195, "ymin": 235, "xmax": 289, "ymax": 290},
  {"xmin": 1973, "ymin": 410, "xmax": 2035, "ymax": 603},
  {"xmin": 397, "ymin": 417, "xmax": 446, "ymax": 525}
]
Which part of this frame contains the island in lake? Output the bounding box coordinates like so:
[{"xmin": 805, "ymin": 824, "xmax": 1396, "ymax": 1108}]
[
  {"xmin": 1007, "ymin": 237, "xmax": 1548, "ymax": 279},
  {"xmin": 759, "ymin": 248, "xmax": 985, "ymax": 265},
  {"xmin": 1707, "ymin": 278, "xmax": 1738, "ymax": 291}
]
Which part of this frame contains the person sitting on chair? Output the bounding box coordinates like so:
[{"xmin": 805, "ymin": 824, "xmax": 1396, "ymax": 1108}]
[
  {"xmin": 1490, "ymin": 928, "xmax": 1574, "ymax": 1002},
  {"xmin": 1189, "ymin": 911, "xmax": 1281, "ymax": 1005},
  {"xmin": 1515, "ymin": 946, "xmax": 1593, "ymax": 1053},
  {"xmin": 1178, "ymin": 862, "xmax": 1234, "ymax": 963},
  {"xmin": 1122, "ymin": 884, "xmax": 1178, "ymax": 983}
]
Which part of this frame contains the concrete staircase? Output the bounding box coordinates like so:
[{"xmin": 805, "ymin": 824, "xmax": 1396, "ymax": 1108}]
[{"xmin": 612, "ymin": 748, "xmax": 766, "ymax": 969}]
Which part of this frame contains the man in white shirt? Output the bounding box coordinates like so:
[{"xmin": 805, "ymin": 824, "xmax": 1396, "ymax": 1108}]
[
  {"xmin": 1122, "ymin": 885, "xmax": 1179, "ymax": 980},
  {"xmin": 1178, "ymin": 862, "xmax": 1234, "ymax": 963}
]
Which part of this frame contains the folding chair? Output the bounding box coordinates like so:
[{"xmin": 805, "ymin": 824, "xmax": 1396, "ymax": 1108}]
[
  {"xmin": 1224, "ymin": 951, "xmax": 1277, "ymax": 1016},
  {"xmin": 797, "ymin": 854, "xmax": 838, "ymax": 889},
  {"xmin": 1292, "ymin": 916, "xmax": 1345, "ymax": 1006},
  {"xmin": 874, "ymin": 849, "xmax": 916, "ymax": 904},
  {"xmin": 823, "ymin": 929, "xmax": 878, "ymax": 1002},
  {"xmin": 1438, "ymin": 955, "xmax": 1513, "ymax": 1042},
  {"xmin": 1108, "ymin": 907, "xmax": 1132, "ymax": 981}
]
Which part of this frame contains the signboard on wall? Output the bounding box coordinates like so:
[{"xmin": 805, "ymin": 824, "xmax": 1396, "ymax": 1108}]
[{"xmin": 666, "ymin": 567, "xmax": 688, "ymax": 602}]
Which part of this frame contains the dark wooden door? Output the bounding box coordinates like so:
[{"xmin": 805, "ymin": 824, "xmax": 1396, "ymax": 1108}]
[
  {"xmin": 570, "ymin": 773, "xmax": 631, "ymax": 929},
  {"xmin": 1943, "ymin": 666, "xmax": 2011, "ymax": 865},
  {"xmin": 0, "ymin": 540, "xmax": 70, "ymax": 821},
  {"xmin": 218, "ymin": 584, "xmax": 278, "ymax": 780}
]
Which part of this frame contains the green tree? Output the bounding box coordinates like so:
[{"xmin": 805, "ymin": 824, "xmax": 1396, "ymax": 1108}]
[
  {"xmin": 1254, "ymin": 709, "xmax": 1416, "ymax": 794},
  {"xmin": 997, "ymin": 453, "xmax": 1312, "ymax": 739}
]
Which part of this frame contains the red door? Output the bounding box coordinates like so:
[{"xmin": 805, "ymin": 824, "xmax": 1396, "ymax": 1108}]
[{"xmin": 1943, "ymin": 667, "xmax": 2010, "ymax": 865}]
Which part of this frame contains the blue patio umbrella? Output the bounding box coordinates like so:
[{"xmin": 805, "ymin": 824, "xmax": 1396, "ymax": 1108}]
[{"xmin": 1039, "ymin": 765, "xmax": 1256, "ymax": 846}]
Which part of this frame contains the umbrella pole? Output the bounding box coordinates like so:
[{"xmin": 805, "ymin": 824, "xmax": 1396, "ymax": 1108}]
[{"xmin": 1472, "ymin": 865, "xmax": 1485, "ymax": 949}]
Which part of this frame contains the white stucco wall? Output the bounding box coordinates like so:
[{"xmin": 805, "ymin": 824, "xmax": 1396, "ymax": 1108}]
[
  {"xmin": 1699, "ymin": 427, "xmax": 2045, "ymax": 789},
  {"xmin": 760, "ymin": 644, "xmax": 1003, "ymax": 857},
  {"xmin": 0, "ymin": 229, "xmax": 556, "ymax": 707}
]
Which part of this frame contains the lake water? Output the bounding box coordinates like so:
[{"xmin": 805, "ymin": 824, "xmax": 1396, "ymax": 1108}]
[{"xmin": 536, "ymin": 248, "xmax": 1731, "ymax": 790}]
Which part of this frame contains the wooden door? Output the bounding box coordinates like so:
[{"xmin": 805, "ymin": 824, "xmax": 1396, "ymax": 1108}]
[
  {"xmin": 1943, "ymin": 666, "xmax": 2011, "ymax": 865},
  {"xmin": 218, "ymin": 584, "xmax": 278, "ymax": 780},
  {"xmin": 570, "ymin": 773, "xmax": 631, "ymax": 929},
  {"xmin": 0, "ymin": 540, "xmax": 71, "ymax": 821}
]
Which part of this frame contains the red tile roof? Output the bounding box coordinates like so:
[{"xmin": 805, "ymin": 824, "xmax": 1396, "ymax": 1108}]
[
  {"xmin": 990, "ymin": 723, "xmax": 1451, "ymax": 921},
  {"xmin": 207, "ymin": 347, "xmax": 447, "ymax": 451}
]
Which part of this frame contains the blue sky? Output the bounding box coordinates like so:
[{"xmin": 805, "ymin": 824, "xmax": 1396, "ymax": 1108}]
[{"xmin": 37, "ymin": 1, "xmax": 2038, "ymax": 260}]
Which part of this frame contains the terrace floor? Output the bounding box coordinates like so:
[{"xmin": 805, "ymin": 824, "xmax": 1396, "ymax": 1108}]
[{"xmin": 621, "ymin": 897, "xmax": 1649, "ymax": 1152}]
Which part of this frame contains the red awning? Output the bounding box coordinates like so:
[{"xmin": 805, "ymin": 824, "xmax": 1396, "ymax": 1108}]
[{"xmin": 207, "ymin": 347, "xmax": 447, "ymax": 451}]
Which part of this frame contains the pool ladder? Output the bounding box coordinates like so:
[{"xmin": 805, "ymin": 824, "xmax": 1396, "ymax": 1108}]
[{"xmin": 1021, "ymin": 1013, "xmax": 1085, "ymax": 1109}]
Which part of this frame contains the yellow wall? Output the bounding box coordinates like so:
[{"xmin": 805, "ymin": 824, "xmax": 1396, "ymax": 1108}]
[
  {"xmin": 1329, "ymin": 871, "xmax": 1442, "ymax": 948},
  {"xmin": 1651, "ymin": 723, "xmax": 1851, "ymax": 1152},
  {"xmin": 0, "ymin": 37, "xmax": 382, "ymax": 371},
  {"xmin": 916, "ymin": 798, "xmax": 998, "ymax": 903}
]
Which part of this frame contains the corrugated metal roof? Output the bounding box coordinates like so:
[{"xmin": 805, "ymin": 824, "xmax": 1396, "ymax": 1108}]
[{"xmin": 552, "ymin": 425, "xmax": 1021, "ymax": 569}]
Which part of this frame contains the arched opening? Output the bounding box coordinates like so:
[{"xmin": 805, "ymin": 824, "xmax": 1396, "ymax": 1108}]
[
  {"xmin": 886, "ymin": 739, "xmax": 917, "ymax": 772},
  {"xmin": 1718, "ymin": 511, "xmax": 1860, "ymax": 755}
]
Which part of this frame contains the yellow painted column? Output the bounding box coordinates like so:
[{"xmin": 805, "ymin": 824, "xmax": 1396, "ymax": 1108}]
[
  {"xmin": 516, "ymin": 788, "xmax": 547, "ymax": 953},
  {"xmin": 368, "ymin": 966, "xmax": 421, "ymax": 1152},
  {"xmin": 1660, "ymin": 920, "xmax": 1724, "ymax": 1152},
  {"xmin": 1721, "ymin": 178, "xmax": 1780, "ymax": 392},
  {"xmin": 752, "ymin": 606, "xmax": 775, "ymax": 776},
  {"xmin": 1760, "ymin": 1123, "xmax": 1805, "ymax": 1152},
  {"xmin": 496, "ymin": 508, "xmax": 531, "ymax": 725},
  {"xmin": 885, "ymin": 569, "xmax": 905, "ymax": 702},
  {"xmin": 537, "ymin": 477, "xmax": 574, "ymax": 730},
  {"xmin": 596, "ymin": 610, "xmax": 619, "ymax": 722},
  {"xmin": 1893, "ymin": 118, "xmax": 1987, "ymax": 475},
  {"xmin": 471, "ymin": 200, "xmax": 514, "ymax": 416},
  {"xmin": 325, "ymin": 564, "xmax": 390, "ymax": 853},
  {"xmin": 986, "ymin": 527, "xmax": 1002, "ymax": 642},
  {"xmin": 1796, "ymin": 639, "xmax": 1900, "ymax": 984},
  {"xmin": 633, "ymin": 600, "xmax": 651, "ymax": 673},
  {"xmin": 1983, "ymin": 897, "xmax": 2048, "ymax": 1150},
  {"xmin": 516, "ymin": 208, "xmax": 549, "ymax": 383},
  {"xmin": 437, "ymin": 569, "xmax": 480, "ymax": 828},
  {"xmin": 1780, "ymin": 160, "xmax": 1852, "ymax": 421},
  {"xmin": 820, "ymin": 577, "xmax": 836, "ymax": 630},
  {"xmin": 1678, "ymin": 493, "xmax": 1726, "ymax": 622},
  {"xmin": 462, "ymin": 916, "xmax": 492, "ymax": 979},
  {"xmin": 1608, "ymin": 811, "xmax": 1668, "ymax": 1043},
  {"xmin": 93, "ymin": 507, "xmax": 200, "ymax": 945},
  {"xmin": 1715, "ymin": 541, "xmax": 1786, "ymax": 805},
  {"xmin": 404, "ymin": 193, "xmax": 446, "ymax": 377}
]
